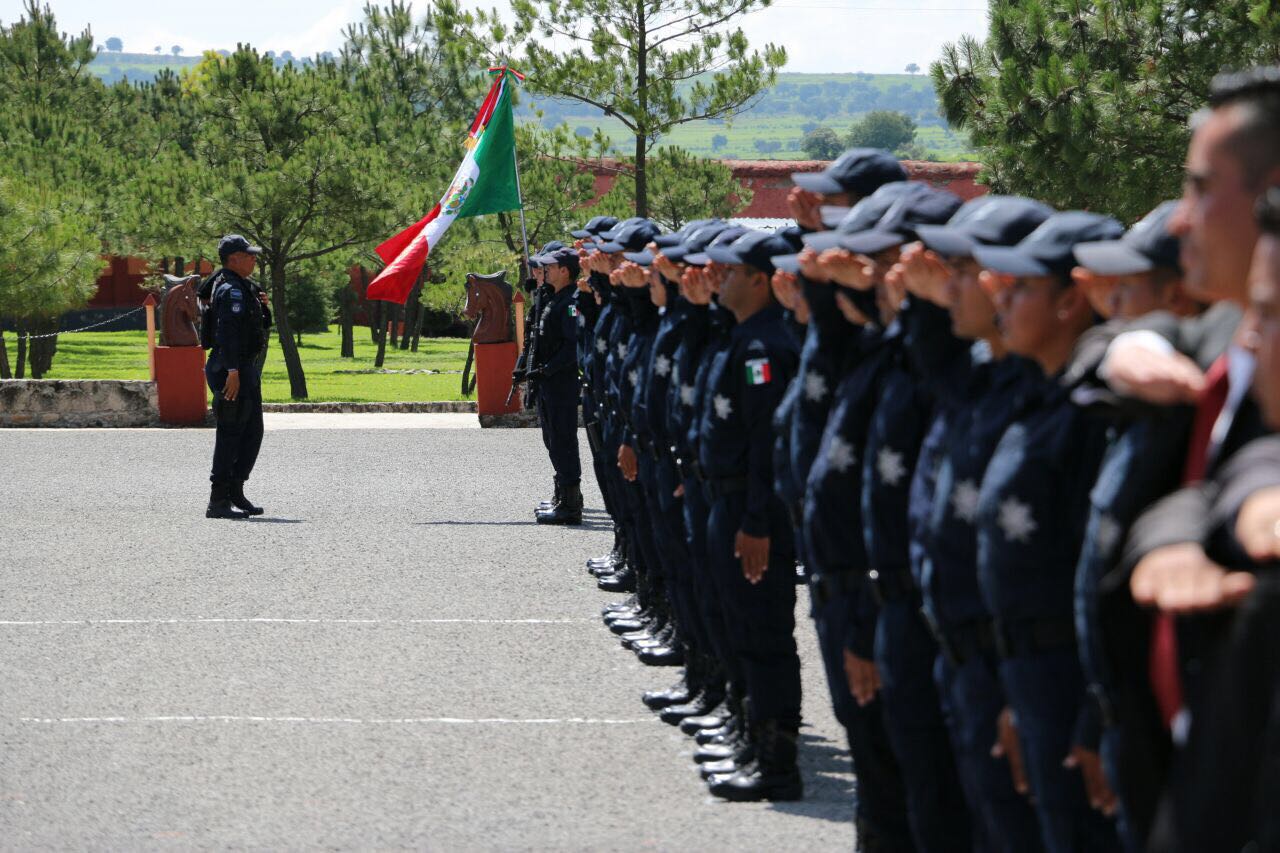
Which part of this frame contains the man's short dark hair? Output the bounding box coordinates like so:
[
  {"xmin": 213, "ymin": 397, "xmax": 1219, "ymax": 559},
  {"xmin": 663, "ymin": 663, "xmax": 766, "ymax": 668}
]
[
  {"xmin": 1256, "ymin": 185, "xmax": 1280, "ymax": 237},
  {"xmin": 1209, "ymin": 66, "xmax": 1280, "ymax": 186}
]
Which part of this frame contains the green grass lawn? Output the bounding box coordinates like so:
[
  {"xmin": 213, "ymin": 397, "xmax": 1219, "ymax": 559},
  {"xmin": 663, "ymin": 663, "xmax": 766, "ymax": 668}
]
[{"xmin": 42, "ymin": 329, "xmax": 476, "ymax": 403}]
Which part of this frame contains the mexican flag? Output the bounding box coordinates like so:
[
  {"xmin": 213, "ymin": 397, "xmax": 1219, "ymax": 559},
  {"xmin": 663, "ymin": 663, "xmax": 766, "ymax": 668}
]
[
  {"xmin": 745, "ymin": 357, "xmax": 772, "ymax": 385},
  {"xmin": 366, "ymin": 67, "xmax": 524, "ymax": 305}
]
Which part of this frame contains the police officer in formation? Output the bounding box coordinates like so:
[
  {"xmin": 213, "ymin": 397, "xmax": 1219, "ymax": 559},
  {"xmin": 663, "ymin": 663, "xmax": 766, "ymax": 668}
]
[
  {"xmin": 524, "ymin": 64, "xmax": 1280, "ymax": 852},
  {"xmin": 203, "ymin": 234, "xmax": 271, "ymax": 520}
]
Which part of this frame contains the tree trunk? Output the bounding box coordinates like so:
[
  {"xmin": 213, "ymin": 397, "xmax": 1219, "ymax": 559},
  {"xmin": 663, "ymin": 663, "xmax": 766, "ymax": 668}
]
[
  {"xmin": 29, "ymin": 320, "xmax": 58, "ymax": 379},
  {"xmin": 15, "ymin": 330, "xmax": 27, "ymax": 379},
  {"xmin": 174, "ymin": 256, "xmax": 185, "ymax": 277},
  {"xmin": 401, "ymin": 275, "xmax": 422, "ymax": 351},
  {"xmin": 269, "ymin": 259, "xmax": 309, "ymax": 400},
  {"xmin": 339, "ymin": 287, "xmax": 355, "ymax": 358},
  {"xmin": 374, "ymin": 302, "xmax": 388, "ymax": 369},
  {"xmin": 0, "ymin": 330, "xmax": 10, "ymax": 379},
  {"xmin": 389, "ymin": 303, "xmax": 401, "ymax": 348},
  {"xmin": 634, "ymin": 5, "xmax": 649, "ymax": 218}
]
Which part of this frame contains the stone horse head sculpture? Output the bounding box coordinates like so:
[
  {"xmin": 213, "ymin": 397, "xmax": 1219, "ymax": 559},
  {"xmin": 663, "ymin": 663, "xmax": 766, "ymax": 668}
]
[
  {"xmin": 160, "ymin": 274, "xmax": 202, "ymax": 347},
  {"xmin": 463, "ymin": 271, "xmax": 514, "ymax": 344}
]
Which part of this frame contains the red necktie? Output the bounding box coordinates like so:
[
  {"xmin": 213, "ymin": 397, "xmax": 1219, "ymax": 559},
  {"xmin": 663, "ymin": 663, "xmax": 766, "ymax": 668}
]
[{"xmin": 1150, "ymin": 354, "xmax": 1230, "ymax": 729}]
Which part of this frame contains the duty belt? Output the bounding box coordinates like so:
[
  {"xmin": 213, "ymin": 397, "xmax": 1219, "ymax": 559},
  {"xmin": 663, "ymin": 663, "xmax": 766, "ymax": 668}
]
[
  {"xmin": 921, "ymin": 610, "xmax": 997, "ymax": 668},
  {"xmin": 993, "ymin": 615, "xmax": 1077, "ymax": 659},
  {"xmin": 704, "ymin": 474, "xmax": 749, "ymax": 501},
  {"xmin": 867, "ymin": 566, "xmax": 918, "ymax": 606},
  {"xmin": 807, "ymin": 571, "xmax": 863, "ymax": 608}
]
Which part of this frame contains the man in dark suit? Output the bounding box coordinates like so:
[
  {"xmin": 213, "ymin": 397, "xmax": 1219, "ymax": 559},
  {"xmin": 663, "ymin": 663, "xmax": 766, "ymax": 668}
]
[{"xmin": 1109, "ymin": 68, "xmax": 1280, "ymax": 851}]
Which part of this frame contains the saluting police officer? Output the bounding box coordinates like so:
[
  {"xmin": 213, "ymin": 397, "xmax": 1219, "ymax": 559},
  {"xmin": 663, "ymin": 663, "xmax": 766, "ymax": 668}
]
[
  {"xmin": 205, "ymin": 234, "xmax": 272, "ymax": 519},
  {"xmin": 530, "ymin": 246, "xmax": 586, "ymax": 525}
]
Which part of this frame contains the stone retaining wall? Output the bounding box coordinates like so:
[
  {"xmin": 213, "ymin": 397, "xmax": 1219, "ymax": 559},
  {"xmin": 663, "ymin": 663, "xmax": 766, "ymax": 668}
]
[
  {"xmin": 262, "ymin": 401, "xmax": 477, "ymax": 414},
  {"xmin": 0, "ymin": 380, "xmax": 159, "ymax": 427}
]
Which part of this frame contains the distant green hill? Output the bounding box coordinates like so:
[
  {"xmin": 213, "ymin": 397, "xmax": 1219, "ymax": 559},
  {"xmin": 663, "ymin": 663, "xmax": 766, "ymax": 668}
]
[
  {"xmin": 88, "ymin": 54, "xmax": 972, "ymax": 161},
  {"xmin": 89, "ymin": 51, "xmax": 202, "ymax": 86}
]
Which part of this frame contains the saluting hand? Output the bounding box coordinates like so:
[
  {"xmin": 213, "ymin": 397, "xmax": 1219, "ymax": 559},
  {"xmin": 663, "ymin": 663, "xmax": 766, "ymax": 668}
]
[
  {"xmin": 1130, "ymin": 542, "xmax": 1255, "ymax": 614},
  {"xmin": 894, "ymin": 242, "xmax": 952, "ymax": 305},
  {"xmin": 1237, "ymin": 485, "xmax": 1280, "ymax": 562},
  {"xmin": 820, "ymin": 249, "xmax": 874, "ymax": 290},
  {"xmin": 787, "ymin": 187, "xmax": 825, "ymax": 231}
]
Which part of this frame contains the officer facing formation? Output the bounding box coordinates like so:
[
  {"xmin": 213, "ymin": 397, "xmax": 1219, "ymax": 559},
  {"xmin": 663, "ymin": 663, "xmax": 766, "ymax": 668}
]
[
  {"xmin": 521, "ymin": 64, "xmax": 1280, "ymax": 853},
  {"xmin": 203, "ymin": 234, "xmax": 272, "ymax": 520},
  {"xmin": 528, "ymin": 246, "xmax": 586, "ymax": 525}
]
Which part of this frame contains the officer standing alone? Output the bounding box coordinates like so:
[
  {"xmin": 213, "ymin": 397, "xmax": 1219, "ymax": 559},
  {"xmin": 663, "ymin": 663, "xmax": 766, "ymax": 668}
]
[
  {"xmin": 531, "ymin": 247, "xmax": 585, "ymax": 525},
  {"xmin": 205, "ymin": 234, "xmax": 272, "ymax": 519}
]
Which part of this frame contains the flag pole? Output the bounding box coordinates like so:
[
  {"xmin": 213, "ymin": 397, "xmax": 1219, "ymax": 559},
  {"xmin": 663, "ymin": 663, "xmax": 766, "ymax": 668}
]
[{"xmin": 512, "ymin": 138, "xmax": 533, "ymax": 279}]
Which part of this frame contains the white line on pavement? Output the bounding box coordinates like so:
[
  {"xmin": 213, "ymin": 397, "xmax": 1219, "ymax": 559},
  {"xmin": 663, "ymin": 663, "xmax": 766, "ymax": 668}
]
[
  {"xmin": 18, "ymin": 716, "xmax": 652, "ymax": 725},
  {"xmin": 0, "ymin": 617, "xmax": 595, "ymax": 626}
]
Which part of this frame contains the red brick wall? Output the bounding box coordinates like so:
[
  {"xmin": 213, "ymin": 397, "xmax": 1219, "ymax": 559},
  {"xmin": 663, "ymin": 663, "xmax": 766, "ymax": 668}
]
[{"xmin": 587, "ymin": 158, "xmax": 985, "ymax": 219}]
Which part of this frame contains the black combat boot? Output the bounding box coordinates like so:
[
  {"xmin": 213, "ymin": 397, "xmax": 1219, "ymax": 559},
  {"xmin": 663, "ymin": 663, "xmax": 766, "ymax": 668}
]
[
  {"xmin": 659, "ymin": 682, "xmax": 726, "ymax": 726},
  {"xmin": 229, "ymin": 481, "xmax": 264, "ymax": 516},
  {"xmin": 536, "ymin": 478, "xmax": 561, "ymax": 515},
  {"xmin": 707, "ymin": 719, "xmax": 803, "ymax": 802},
  {"xmin": 643, "ymin": 657, "xmax": 699, "ymax": 710},
  {"xmin": 597, "ymin": 562, "xmax": 636, "ymax": 592},
  {"xmin": 536, "ymin": 480, "xmax": 583, "ymax": 525},
  {"xmin": 206, "ymin": 483, "xmax": 247, "ymax": 520}
]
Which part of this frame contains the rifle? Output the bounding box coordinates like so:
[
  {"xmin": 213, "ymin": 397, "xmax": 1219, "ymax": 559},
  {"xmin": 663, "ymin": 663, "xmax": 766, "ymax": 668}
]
[{"xmin": 507, "ymin": 278, "xmax": 546, "ymax": 407}]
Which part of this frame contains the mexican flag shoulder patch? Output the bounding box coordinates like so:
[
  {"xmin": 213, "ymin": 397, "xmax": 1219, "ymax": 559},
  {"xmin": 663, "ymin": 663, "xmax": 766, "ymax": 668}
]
[
  {"xmin": 569, "ymin": 304, "xmax": 578, "ymax": 317},
  {"xmin": 745, "ymin": 357, "xmax": 772, "ymax": 385}
]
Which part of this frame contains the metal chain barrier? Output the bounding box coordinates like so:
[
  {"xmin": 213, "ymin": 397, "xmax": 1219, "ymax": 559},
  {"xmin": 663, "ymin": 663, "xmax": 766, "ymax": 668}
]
[{"xmin": 12, "ymin": 306, "xmax": 146, "ymax": 341}]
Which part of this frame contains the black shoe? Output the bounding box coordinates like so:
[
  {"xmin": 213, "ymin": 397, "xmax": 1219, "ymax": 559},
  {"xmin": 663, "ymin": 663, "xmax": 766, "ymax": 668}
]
[
  {"xmin": 636, "ymin": 645, "xmax": 684, "ymax": 666},
  {"xmin": 607, "ymin": 618, "xmax": 647, "ymax": 636},
  {"xmin": 597, "ymin": 565, "xmax": 636, "ymax": 593},
  {"xmin": 658, "ymin": 688, "xmax": 723, "ymax": 726},
  {"xmin": 642, "ymin": 681, "xmax": 693, "ymax": 711},
  {"xmin": 206, "ymin": 483, "xmax": 247, "ymax": 520},
  {"xmin": 693, "ymin": 741, "xmax": 738, "ymax": 763},
  {"xmin": 537, "ymin": 479, "xmax": 563, "ymax": 512},
  {"xmin": 536, "ymin": 481, "xmax": 583, "ymax": 525},
  {"xmin": 707, "ymin": 720, "xmax": 802, "ymax": 802},
  {"xmin": 680, "ymin": 711, "xmax": 727, "ymax": 735},
  {"xmin": 229, "ymin": 481, "xmax": 264, "ymax": 516},
  {"xmin": 601, "ymin": 597, "xmax": 637, "ymax": 615}
]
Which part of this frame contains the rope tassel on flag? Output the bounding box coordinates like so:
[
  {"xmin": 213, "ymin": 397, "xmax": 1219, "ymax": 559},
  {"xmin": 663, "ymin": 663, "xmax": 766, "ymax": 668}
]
[{"xmin": 367, "ymin": 68, "xmax": 526, "ymax": 305}]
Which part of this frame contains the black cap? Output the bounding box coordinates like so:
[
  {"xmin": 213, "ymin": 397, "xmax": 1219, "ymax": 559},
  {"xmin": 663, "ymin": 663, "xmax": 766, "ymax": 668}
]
[
  {"xmin": 974, "ymin": 211, "xmax": 1125, "ymax": 277},
  {"xmin": 570, "ymin": 216, "xmax": 619, "ymax": 239},
  {"xmin": 837, "ymin": 186, "xmax": 963, "ymax": 255},
  {"xmin": 705, "ymin": 230, "xmax": 798, "ymax": 276},
  {"xmin": 802, "ymin": 182, "xmax": 926, "ymax": 252},
  {"xmin": 916, "ymin": 196, "xmax": 1056, "ymax": 259},
  {"xmin": 1073, "ymin": 201, "xmax": 1182, "ymax": 276},
  {"xmin": 792, "ymin": 148, "xmax": 908, "ymax": 197},
  {"xmin": 531, "ymin": 246, "xmax": 581, "ymax": 276},
  {"xmin": 653, "ymin": 218, "xmax": 720, "ymax": 248},
  {"xmin": 597, "ymin": 220, "xmax": 663, "ymax": 253},
  {"xmin": 594, "ymin": 216, "xmax": 647, "ymax": 243},
  {"xmin": 530, "ymin": 240, "xmax": 567, "ymax": 267},
  {"xmin": 683, "ymin": 226, "xmax": 751, "ymax": 266},
  {"xmin": 218, "ymin": 234, "xmax": 262, "ymax": 261},
  {"xmin": 656, "ymin": 222, "xmax": 734, "ymax": 265}
]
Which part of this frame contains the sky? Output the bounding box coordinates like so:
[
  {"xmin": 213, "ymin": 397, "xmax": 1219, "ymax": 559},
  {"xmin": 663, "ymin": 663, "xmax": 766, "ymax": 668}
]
[{"xmin": 0, "ymin": 0, "xmax": 990, "ymax": 74}]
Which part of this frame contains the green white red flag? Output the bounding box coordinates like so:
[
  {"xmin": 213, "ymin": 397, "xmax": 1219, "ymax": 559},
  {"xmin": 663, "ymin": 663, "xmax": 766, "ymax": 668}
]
[{"xmin": 367, "ymin": 67, "xmax": 525, "ymax": 304}]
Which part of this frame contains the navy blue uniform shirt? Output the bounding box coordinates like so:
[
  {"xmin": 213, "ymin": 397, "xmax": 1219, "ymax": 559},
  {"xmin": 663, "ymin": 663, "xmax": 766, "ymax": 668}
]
[{"xmin": 697, "ymin": 302, "xmax": 798, "ymax": 537}]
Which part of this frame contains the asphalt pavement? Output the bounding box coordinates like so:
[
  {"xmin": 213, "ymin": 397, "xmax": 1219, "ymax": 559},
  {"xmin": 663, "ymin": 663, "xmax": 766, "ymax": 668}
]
[{"xmin": 0, "ymin": 420, "xmax": 855, "ymax": 850}]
